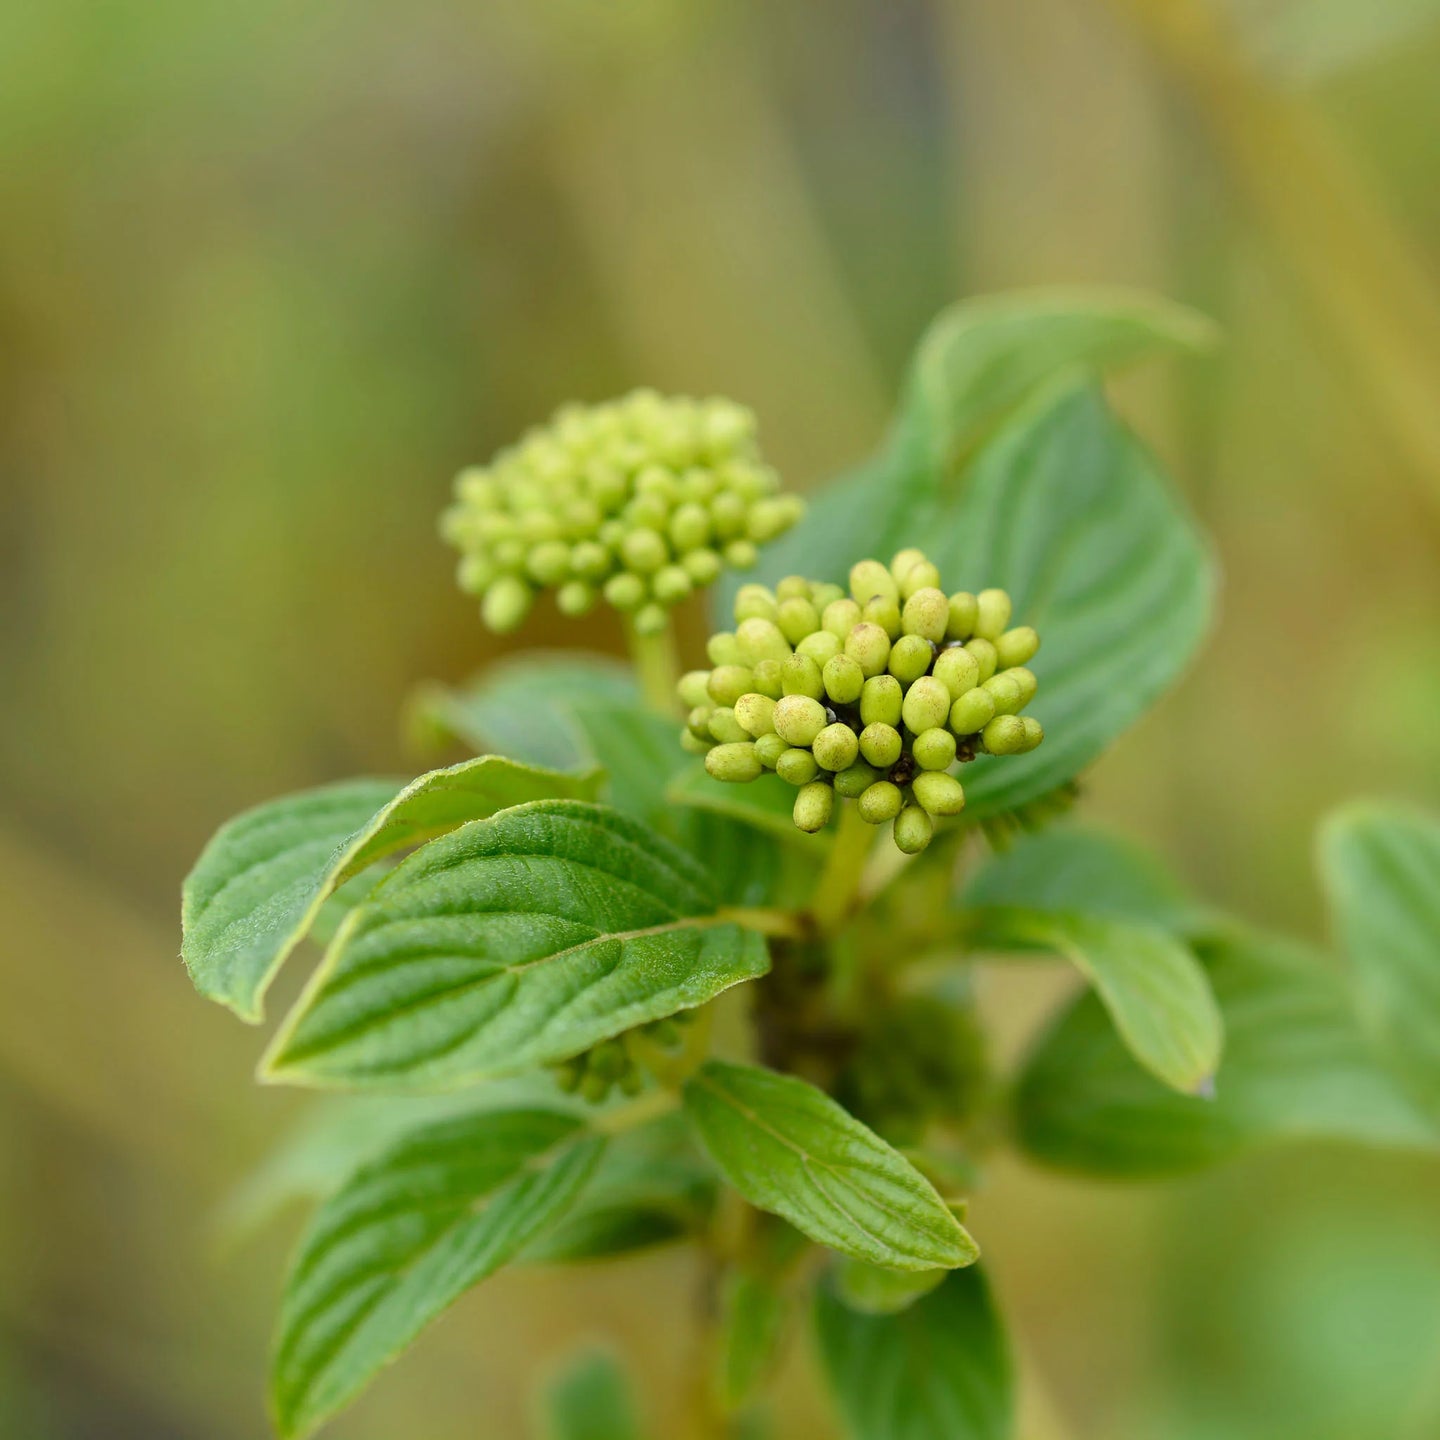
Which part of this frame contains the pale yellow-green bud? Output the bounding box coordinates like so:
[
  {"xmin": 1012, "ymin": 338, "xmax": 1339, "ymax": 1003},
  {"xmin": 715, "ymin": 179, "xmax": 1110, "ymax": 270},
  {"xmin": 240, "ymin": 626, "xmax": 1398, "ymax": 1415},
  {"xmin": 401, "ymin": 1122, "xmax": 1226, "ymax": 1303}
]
[
  {"xmin": 556, "ymin": 580, "xmax": 596, "ymax": 616},
  {"xmin": 668, "ymin": 502, "xmax": 711, "ymax": 552},
  {"xmin": 822, "ymin": 653, "xmax": 865, "ymax": 705},
  {"xmin": 749, "ymin": 495, "xmax": 804, "ymax": 543},
  {"xmin": 723, "ymin": 539, "xmax": 758, "ymax": 569},
  {"xmin": 1020, "ymin": 716, "xmax": 1044, "ymax": 752},
  {"xmin": 834, "ymin": 761, "xmax": 881, "ymax": 799},
  {"xmin": 796, "ymin": 629, "xmax": 843, "ymax": 667},
  {"xmin": 679, "ymin": 729, "xmax": 711, "ymax": 755},
  {"xmin": 859, "ymin": 674, "xmax": 904, "ymax": 728},
  {"xmin": 822, "ymin": 597, "xmax": 863, "ymax": 638},
  {"xmin": 994, "ymin": 625, "xmax": 1039, "ymax": 668},
  {"xmin": 850, "ymin": 559, "xmax": 899, "ymax": 605},
  {"xmin": 898, "ymin": 561, "xmax": 942, "ymax": 600},
  {"xmin": 482, "ymin": 577, "xmax": 533, "ymax": 632},
  {"xmin": 776, "ymin": 576, "xmax": 811, "ymax": 601},
  {"xmin": 527, "ymin": 539, "xmax": 573, "ymax": 585},
  {"xmin": 894, "ymin": 805, "xmax": 934, "ymax": 854},
  {"xmin": 706, "ymin": 741, "xmax": 763, "ymax": 783},
  {"xmin": 1006, "ymin": 666, "xmax": 1038, "ymax": 710},
  {"xmin": 571, "ymin": 540, "xmax": 611, "ymax": 580},
  {"xmin": 707, "ymin": 632, "xmax": 742, "ymax": 666},
  {"xmin": 974, "ymin": 588, "xmax": 1012, "ymax": 641},
  {"xmin": 890, "ymin": 548, "xmax": 928, "ymax": 583},
  {"xmin": 776, "ymin": 746, "xmax": 821, "ymax": 786},
  {"xmin": 605, "ymin": 572, "xmax": 646, "ymax": 612},
  {"xmin": 913, "ymin": 727, "xmax": 957, "ymax": 771},
  {"xmin": 652, "ymin": 565, "xmax": 692, "ymax": 604},
  {"xmin": 708, "ymin": 707, "xmax": 750, "ymax": 744},
  {"xmin": 632, "ymin": 602, "xmax": 668, "ymax": 636},
  {"xmin": 777, "ymin": 596, "xmax": 821, "ymax": 645},
  {"xmin": 751, "ymin": 658, "xmax": 784, "ymax": 698},
  {"xmin": 793, "ymin": 780, "xmax": 834, "ymax": 834},
  {"xmin": 900, "ymin": 588, "xmax": 949, "ymax": 643},
  {"xmin": 736, "ymin": 618, "xmax": 792, "ymax": 667},
  {"xmin": 933, "ymin": 646, "xmax": 981, "ymax": 700},
  {"xmin": 912, "ymin": 770, "xmax": 966, "ymax": 816},
  {"xmin": 902, "ymin": 676, "xmax": 950, "ymax": 734},
  {"xmin": 981, "ymin": 714, "xmax": 1027, "ymax": 755},
  {"xmin": 863, "ymin": 595, "xmax": 903, "ymax": 640},
  {"xmin": 457, "ymin": 554, "xmax": 495, "ymax": 595},
  {"xmin": 858, "ymin": 780, "xmax": 904, "ymax": 824},
  {"xmin": 859, "ymin": 722, "xmax": 903, "ymax": 769},
  {"xmin": 949, "ymin": 687, "xmax": 996, "ymax": 736},
  {"xmin": 781, "ymin": 653, "xmax": 825, "ymax": 700},
  {"xmin": 711, "ymin": 492, "xmax": 748, "ymax": 538},
  {"xmin": 683, "ymin": 548, "xmax": 722, "ymax": 585},
  {"xmin": 622, "ymin": 527, "xmax": 668, "ymax": 574},
  {"xmin": 964, "ymin": 637, "xmax": 998, "ymax": 682},
  {"xmin": 774, "ymin": 694, "xmax": 828, "ymax": 747},
  {"xmin": 707, "ymin": 665, "xmax": 755, "ymax": 706},
  {"xmin": 813, "ymin": 723, "xmax": 860, "ymax": 772},
  {"xmin": 755, "ymin": 732, "xmax": 789, "ymax": 768},
  {"xmin": 687, "ymin": 705, "xmax": 714, "ymax": 740},
  {"xmin": 678, "ymin": 670, "xmax": 712, "ymax": 709},
  {"xmin": 887, "ymin": 634, "xmax": 934, "ymax": 685},
  {"xmin": 845, "ymin": 622, "xmax": 892, "ymax": 678},
  {"xmin": 734, "ymin": 584, "xmax": 779, "ymax": 624},
  {"xmin": 734, "ymin": 692, "xmax": 777, "ymax": 737},
  {"xmin": 983, "ymin": 671, "xmax": 1025, "ymax": 715},
  {"xmin": 946, "ymin": 591, "xmax": 978, "ymax": 641},
  {"xmin": 811, "ymin": 582, "xmax": 845, "ymax": 610}
]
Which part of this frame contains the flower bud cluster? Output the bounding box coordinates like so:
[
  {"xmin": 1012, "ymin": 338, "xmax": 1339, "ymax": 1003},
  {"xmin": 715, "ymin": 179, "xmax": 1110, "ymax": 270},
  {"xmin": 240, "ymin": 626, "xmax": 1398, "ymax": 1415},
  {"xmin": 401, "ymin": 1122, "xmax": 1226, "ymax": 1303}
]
[
  {"xmin": 551, "ymin": 1012, "xmax": 694, "ymax": 1104},
  {"xmin": 678, "ymin": 550, "xmax": 1043, "ymax": 853},
  {"xmin": 441, "ymin": 390, "xmax": 804, "ymax": 634}
]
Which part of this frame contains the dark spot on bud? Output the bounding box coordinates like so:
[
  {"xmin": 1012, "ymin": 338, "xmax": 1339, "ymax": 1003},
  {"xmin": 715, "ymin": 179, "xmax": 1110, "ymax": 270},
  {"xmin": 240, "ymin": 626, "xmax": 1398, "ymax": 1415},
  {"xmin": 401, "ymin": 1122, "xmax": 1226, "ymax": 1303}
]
[{"xmin": 889, "ymin": 753, "xmax": 917, "ymax": 787}]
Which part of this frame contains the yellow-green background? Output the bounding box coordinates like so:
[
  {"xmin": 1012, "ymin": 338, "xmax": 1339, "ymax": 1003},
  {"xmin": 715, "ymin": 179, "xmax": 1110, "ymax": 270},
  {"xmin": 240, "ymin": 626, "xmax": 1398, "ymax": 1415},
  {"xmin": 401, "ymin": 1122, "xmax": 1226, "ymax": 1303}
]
[{"xmin": 3, "ymin": 1, "xmax": 1439, "ymax": 1435}]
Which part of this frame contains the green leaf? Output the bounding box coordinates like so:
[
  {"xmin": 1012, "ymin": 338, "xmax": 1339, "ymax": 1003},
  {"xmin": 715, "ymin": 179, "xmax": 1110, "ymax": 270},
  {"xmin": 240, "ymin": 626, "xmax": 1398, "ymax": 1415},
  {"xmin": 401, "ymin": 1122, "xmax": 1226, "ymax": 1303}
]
[
  {"xmin": 814, "ymin": 1267, "xmax": 1013, "ymax": 1440},
  {"xmin": 182, "ymin": 757, "xmax": 600, "ymax": 1021},
  {"xmin": 1015, "ymin": 931, "xmax": 1439, "ymax": 1178},
  {"xmin": 1321, "ymin": 804, "xmax": 1440, "ymax": 1119},
  {"xmin": 271, "ymin": 1107, "xmax": 603, "ymax": 1440},
  {"xmin": 717, "ymin": 1269, "xmax": 791, "ymax": 1411},
  {"xmin": 542, "ymin": 1349, "xmax": 643, "ymax": 1440},
  {"xmin": 262, "ymin": 801, "xmax": 770, "ymax": 1090},
  {"xmin": 832, "ymin": 1257, "xmax": 946, "ymax": 1317},
  {"xmin": 972, "ymin": 907, "xmax": 1222, "ymax": 1095},
  {"xmin": 682, "ymin": 1060, "xmax": 977, "ymax": 1272}
]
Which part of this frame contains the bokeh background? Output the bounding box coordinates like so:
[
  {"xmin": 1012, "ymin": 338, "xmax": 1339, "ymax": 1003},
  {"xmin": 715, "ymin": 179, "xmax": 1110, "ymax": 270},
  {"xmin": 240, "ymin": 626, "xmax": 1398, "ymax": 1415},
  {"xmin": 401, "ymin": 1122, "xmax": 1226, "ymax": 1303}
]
[{"xmin": 3, "ymin": 1, "xmax": 1440, "ymax": 1436}]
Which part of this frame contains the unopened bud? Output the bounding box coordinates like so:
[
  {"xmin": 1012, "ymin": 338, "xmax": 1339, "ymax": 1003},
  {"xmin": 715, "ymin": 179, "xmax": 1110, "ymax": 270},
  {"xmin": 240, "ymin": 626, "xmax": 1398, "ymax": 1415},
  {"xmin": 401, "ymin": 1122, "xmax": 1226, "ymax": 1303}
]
[
  {"xmin": 556, "ymin": 580, "xmax": 597, "ymax": 616},
  {"xmin": 823, "ymin": 654, "xmax": 865, "ymax": 705},
  {"xmin": 755, "ymin": 732, "xmax": 789, "ymax": 768},
  {"xmin": 776, "ymin": 746, "xmax": 821, "ymax": 786},
  {"xmin": 981, "ymin": 714, "xmax": 1027, "ymax": 755},
  {"xmin": 859, "ymin": 722, "xmax": 903, "ymax": 769},
  {"xmin": 894, "ymin": 805, "xmax": 934, "ymax": 855},
  {"xmin": 781, "ymin": 653, "xmax": 825, "ymax": 700},
  {"xmin": 605, "ymin": 572, "xmax": 646, "ymax": 612},
  {"xmin": 683, "ymin": 548, "xmax": 722, "ymax": 585},
  {"xmin": 863, "ymin": 595, "xmax": 902, "ymax": 639},
  {"xmin": 933, "ymin": 646, "xmax": 980, "ymax": 700},
  {"xmin": 723, "ymin": 539, "xmax": 758, "ymax": 569},
  {"xmin": 1019, "ymin": 716, "xmax": 1044, "ymax": 752},
  {"xmin": 887, "ymin": 634, "xmax": 934, "ymax": 684},
  {"xmin": 810, "ymin": 582, "xmax": 846, "ymax": 612},
  {"xmin": 901, "ymin": 676, "xmax": 951, "ymax": 734},
  {"xmin": 796, "ymin": 629, "xmax": 843, "ymax": 667},
  {"xmin": 622, "ymin": 527, "xmax": 669, "ymax": 575},
  {"xmin": 776, "ymin": 576, "xmax": 811, "ymax": 601},
  {"xmin": 900, "ymin": 588, "xmax": 949, "ymax": 643},
  {"xmin": 632, "ymin": 602, "xmax": 668, "ymax": 636},
  {"xmin": 949, "ymin": 687, "xmax": 996, "ymax": 736},
  {"xmin": 706, "ymin": 741, "xmax": 762, "ymax": 782},
  {"xmin": 813, "ymin": 722, "xmax": 860, "ymax": 772},
  {"xmin": 974, "ymin": 588, "xmax": 1012, "ymax": 641},
  {"xmin": 859, "ymin": 674, "xmax": 904, "ymax": 728},
  {"xmin": 793, "ymin": 780, "xmax": 834, "ymax": 833},
  {"xmin": 845, "ymin": 622, "xmax": 892, "ymax": 678},
  {"xmin": 708, "ymin": 707, "xmax": 750, "ymax": 744},
  {"xmin": 833, "ymin": 762, "xmax": 881, "ymax": 799},
  {"xmin": 736, "ymin": 618, "xmax": 791, "ymax": 667},
  {"xmin": 773, "ymin": 694, "xmax": 828, "ymax": 747},
  {"xmin": 912, "ymin": 770, "xmax": 966, "ymax": 816},
  {"xmin": 734, "ymin": 583, "xmax": 779, "ymax": 624},
  {"xmin": 678, "ymin": 670, "xmax": 712, "ymax": 708},
  {"xmin": 899, "ymin": 561, "xmax": 942, "ymax": 599},
  {"xmin": 707, "ymin": 665, "xmax": 755, "ymax": 706},
  {"xmin": 946, "ymin": 592, "xmax": 978, "ymax": 641},
  {"xmin": 751, "ymin": 658, "xmax": 784, "ymax": 698},
  {"xmin": 734, "ymin": 692, "xmax": 777, "ymax": 737},
  {"xmin": 652, "ymin": 565, "xmax": 693, "ymax": 605},
  {"xmin": 964, "ymin": 637, "xmax": 998, "ymax": 682},
  {"xmin": 994, "ymin": 626, "xmax": 1039, "ymax": 668},
  {"xmin": 777, "ymin": 596, "xmax": 821, "ymax": 645},
  {"xmin": 983, "ymin": 671, "xmax": 1025, "ymax": 715},
  {"xmin": 850, "ymin": 559, "xmax": 898, "ymax": 605},
  {"xmin": 858, "ymin": 780, "xmax": 904, "ymax": 824},
  {"xmin": 913, "ymin": 727, "xmax": 957, "ymax": 771},
  {"xmin": 822, "ymin": 598, "xmax": 863, "ymax": 638},
  {"xmin": 482, "ymin": 576, "xmax": 533, "ymax": 632},
  {"xmin": 890, "ymin": 548, "xmax": 928, "ymax": 582}
]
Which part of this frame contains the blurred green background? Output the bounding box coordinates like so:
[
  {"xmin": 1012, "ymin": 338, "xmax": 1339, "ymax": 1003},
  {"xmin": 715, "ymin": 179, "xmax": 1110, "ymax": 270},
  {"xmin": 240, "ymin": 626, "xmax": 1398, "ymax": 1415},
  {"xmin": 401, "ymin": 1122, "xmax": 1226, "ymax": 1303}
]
[{"xmin": 3, "ymin": 1, "xmax": 1440, "ymax": 1436}]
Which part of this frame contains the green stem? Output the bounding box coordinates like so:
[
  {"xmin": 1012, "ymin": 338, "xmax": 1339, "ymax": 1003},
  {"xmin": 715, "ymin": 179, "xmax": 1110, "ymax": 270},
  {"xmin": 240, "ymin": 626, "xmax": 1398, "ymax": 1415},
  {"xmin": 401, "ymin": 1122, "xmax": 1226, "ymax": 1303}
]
[
  {"xmin": 809, "ymin": 801, "xmax": 874, "ymax": 934},
  {"xmin": 625, "ymin": 616, "xmax": 681, "ymax": 715}
]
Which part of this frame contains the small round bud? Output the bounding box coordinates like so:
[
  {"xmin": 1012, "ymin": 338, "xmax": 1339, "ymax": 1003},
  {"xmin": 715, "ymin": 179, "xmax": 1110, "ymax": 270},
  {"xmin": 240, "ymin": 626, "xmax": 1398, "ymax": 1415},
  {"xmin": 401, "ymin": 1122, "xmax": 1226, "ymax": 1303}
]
[
  {"xmin": 793, "ymin": 780, "xmax": 834, "ymax": 834},
  {"xmin": 773, "ymin": 694, "xmax": 828, "ymax": 747},
  {"xmin": 781, "ymin": 653, "xmax": 825, "ymax": 700},
  {"xmin": 850, "ymin": 559, "xmax": 899, "ymax": 604},
  {"xmin": 678, "ymin": 670, "xmax": 712, "ymax": 708},
  {"xmin": 858, "ymin": 722, "xmax": 903, "ymax": 769},
  {"xmin": 751, "ymin": 658, "xmax": 784, "ymax": 698},
  {"xmin": 933, "ymin": 646, "xmax": 981, "ymax": 700},
  {"xmin": 570, "ymin": 540, "xmax": 611, "ymax": 580},
  {"xmin": 822, "ymin": 597, "xmax": 863, "ymax": 637},
  {"xmin": 723, "ymin": 539, "xmax": 758, "ymax": 569},
  {"xmin": 734, "ymin": 692, "xmax": 777, "ymax": 737},
  {"xmin": 858, "ymin": 780, "xmax": 905, "ymax": 824},
  {"xmin": 898, "ymin": 560, "xmax": 942, "ymax": 599},
  {"xmin": 683, "ymin": 548, "xmax": 723, "ymax": 585},
  {"xmin": 845, "ymin": 622, "xmax": 892, "ymax": 678},
  {"xmin": 913, "ymin": 770, "xmax": 966, "ymax": 816},
  {"xmin": 823, "ymin": 653, "xmax": 865, "ymax": 705},
  {"xmin": 632, "ymin": 602, "xmax": 667, "ymax": 636},
  {"xmin": 1006, "ymin": 666, "xmax": 1038, "ymax": 710},
  {"xmin": 734, "ymin": 584, "xmax": 779, "ymax": 624},
  {"xmin": 527, "ymin": 539, "xmax": 573, "ymax": 585},
  {"xmin": 946, "ymin": 591, "xmax": 978, "ymax": 640},
  {"xmin": 859, "ymin": 674, "xmax": 904, "ymax": 727},
  {"xmin": 622, "ymin": 527, "xmax": 669, "ymax": 574},
  {"xmin": 749, "ymin": 496, "xmax": 803, "ymax": 543},
  {"xmin": 900, "ymin": 588, "xmax": 949, "ymax": 643},
  {"xmin": 949, "ymin": 687, "xmax": 996, "ymax": 736},
  {"xmin": 775, "ymin": 576, "xmax": 811, "ymax": 601},
  {"xmin": 707, "ymin": 664, "xmax": 755, "ymax": 706},
  {"xmin": 890, "ymin": 548, "xmax": 928, "ymax": 583},
  {"xmin": 556, "ymin": 580, "xmax": 596, "ymax": 616},
  {"xmin": 981, "ymin": 714, "xmax": 1027, "ymax": 755},
  {"xmin": 974, "ymin": 588, "xmax": 1012, "ymax": 640},
  {"xmin": 863, "ymin": 595, "xmax": 903, "ymax": 639},
  {"xmin": 964, "ymin": 637, "xmax": 998, "ymax": 682},
  {"xmin": 913, "ymin": 727, "xmax": 957, "ymax": 771},
  {"xmin": 707, "ymin": 631, "xmax": 742, "ymax": 666},
  {"xmin": 679, "ymin": 729, "xmax": 711, "ymax": 755},
  {"xmin": 1019, "ymin": 716, "xmax": 1044, "ymax": 752},
  {"xmin": 894, "ymin": 805, "xmax": 934, "ymax": 854},
  {"xmin": 833, "ymin": 761, "xmax": 881, "ymax": 799},
  {"xmin": 796, "ymin": 629, "xmax": 843, "ymax": 666},
  {"xmin": 777, "ymin": 596, "xmax": 821, "ymax": 645},
  {"xmin": 706, "ymin": 741, "xmax": 762, "ymax": 783},
  {"xmin": 711, "ymin": 491, "xmax": 748, "ymax": 538},
  {"xmin": 456, "ymin": 554, "xmax": 495, "ymax": 595},
  {"xmin": 813, "ymin": 722, "xmax": 860, "ymax": 772},
  {"xmin": 687, "ymin": 705, "xmax": 715, "ymax": 739},
  {"xmin": 652, "ymin": 565, "xmax": 692, "ymax": 604},
  {"xmin": 902, "ymin": 676, "xmax": 951, "ymax": 734},
  {"xmin": 708, "ymin": 707, "xmax": 750, "ymax": 744},
  {"xmin": 776, "ymin": 746, "xmax": 821, "ymax": 786},
  {"xmin": 605, "ymin": 572, "xmax": 646, "ymax": 611},
  {"xmin": 736, "ymin": 618, "xmax": 792, "ymax": 667},
  {"xmin": 887, "ymin": 634, "xmax": 934, "ymax": 684},
  {"xmin": 755, "ymin": 733, "xmax": 788, "ymax": 768},
  {"xmin": 482, "ymin": 577, "xmax": 533, "ymax": 632},
  {"xmin": 810, "ymin": 582, "xmax": 846, "ymax": 611},
  {"xmin": 668, "ymin": 502, "xmax": 711, "ymax": 553},
  {"xmin": 995, "ymin": 626, "xmax": 1039, "ymax": 668},
  {"xmin": 983, "ymin": 671, "xmax": 1025, "ymax": 715}
]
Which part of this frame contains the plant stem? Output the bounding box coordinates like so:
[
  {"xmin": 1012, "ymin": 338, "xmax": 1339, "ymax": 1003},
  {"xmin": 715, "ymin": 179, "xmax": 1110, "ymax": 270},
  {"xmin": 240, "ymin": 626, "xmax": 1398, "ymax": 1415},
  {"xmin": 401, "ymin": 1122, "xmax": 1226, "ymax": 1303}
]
[
  {"xmin": 625, "ymin": 616, "xmax": 681, "ymax": 715},
  {"xmin": 809, "ymin": 801, "xmax": 873, "ymax": 934}
]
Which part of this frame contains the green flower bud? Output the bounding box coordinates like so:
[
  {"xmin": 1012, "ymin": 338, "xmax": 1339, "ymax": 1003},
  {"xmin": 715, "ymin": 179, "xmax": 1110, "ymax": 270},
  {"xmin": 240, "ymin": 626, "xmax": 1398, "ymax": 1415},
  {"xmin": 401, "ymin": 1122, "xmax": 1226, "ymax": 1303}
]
[
  {"xmin": 863, "ymin": 594, "xmax": 903, "ymax": 639},
  {"xmin": 899, "ymin": 561, "xmax": 942, "ymax": 599},
  {"xmin": 850, "ymin": 559, "xmax": 899, "ymax": 605},
  {"xmin": 668, "ymin": 502, "xmax": 711, "ymax": 553},
  {"xmin": 635, "ymin": 463, "xmax": 678, "ymax": 503},
  {"xmin": 519, "ymin": 508, "xmax": 563, "ymax": 543},
  {"xmin": 859, "ymin": 722, "xmax": 903, "ymax": 769},
  {"xmin": 781, "ymin": 652, "xmax": 825, "ymax": 700},
  {"xmin": 887, "ymin": 634, "xmax": 934, "ymax": 684},
  {"xmin": 707, "ymin": 664, "xmax": 755, "ymax": 706},
  {"xmin": 796, "ymin": 629, "xmax": 843, "ymax": 666},
  {"xmin": 605, "ymin": 572, "xmax": 647, "ymax": 612},
  {"xmin": 894, "ymin": 805, "xmax": 934, "ymax": 855},
  {"xmin": 736, "ymin": 617, "xmax": 792, "ymax": 667},
  {"xmin": 683, "ymin": 547, "xmax": 723, "ymax": 585},
  {"xmin": 687, "ymin": 704, "xmax": 715, "ymax": 739},
  {"xmin": 974, "ymin": 587, "xmax": 1012, "ymax": 640},
  {"xmin": 526, "ymin": 539, "xmax": 573, "ymax": 585},
  {"xmin": 902, "ymin": 676, "xmax": 951, "ymax": 734},
  {"xmin": 711, "ymin": 491, "xmax": 748, "ymax": 538},
  {"xmin": 890, "ymin": 548, "xmax": 928, "ymax": 583},
  {"xmin": 1005, "ymin": 665, "xmax": 1038, "ymax": 709},
  {"xmin": 858, "ymin": 780, "xmax": 904, "ymax": 824},
  {"xmin": 678, "ymin": 670, "xmax": 712, "ymax": 708},
  {"xmin": 981, "ymin": 714, "xmax": 1027, "ymax": 755},
  {"xmin": 860, "ymin": 675, "xmax": 903, "ymax": 727},
  {"xmin": 983, "ymin": 671, "xmax": 1025, "ymax": 715},
  {"xmin": 933, "ymin": 646, "xmax": 981, "ymax": 700},
  {"xmin": 734, "ymin": 692, "xmax": 777, "ymax": 737},
  {"xmin": 556, "ymin": 580, "xmax": 596, "ymax": 616},
  {"xmin": 810, "ymin": 582, "xmax": 846, "ymax": 612},
  {"xmin": 482, "ymin": 576, "xmax": 533, "ymax": 632},
  {"xmin": 622, "ymin": 527, "xmax": 668, "ymax": 574},
  {"xmin": 913, "ymin": 727, "xmax": 957, "ymax": 771},
  {"xmin": 679, "ymin": 729, "xmax": 711, "ymax": 755},
  {"xmin": 751, "ymin": 658, "xmax": 784, "ymax": 698},
  {"xmin": 813, "ymin": 722, "xmax": 860, "ymax": 772},
  {"xmin": 900, "ymin": 587, "xmax": 949, "ymax": 643},
  {"xmin": 571, "ymin": 540, "xmax": 612, "ymax": 580},
  {"xmin": 912, "ymin": 770, "xmax": 966, "ymax": 816},
  {"xmin": 749, "ymin": 495, "xmax": 804, "ymax": 543},
  {"xmin": 598, "ymin": 518, "xmax": 627, "ymax": 549},
  {"xmin": 845, "ymin": 622, "xmax": 892, "ymax": 678},
  {"xmin": 946, "ymin": 591, "xmax": 978, "ymax": 640},
  {"xmin": 964, "ymin": 636, "xmax": 998, "ymax": 682},
  {"xmin": 707, "ymin": 631, "xmax": 742, "ymax": 666},
  {"xmin": 822, "ymin": 597, "xmax": 863, "ymax": 638},
  {"xmin": 833, "ymin": 761, "xmax": 881, "ymax": 799},
  {"xmin": 823, "ymin": 653, "xmax": 865, "ymax": 705},
  {"xmin": 777, "ymin": 596, "xmax": 821, "ymax": 645},
  {"xmin": 723, "ymin": 539, "xmax": 758, "ymax": 569},
  {"xmin": 949, "ymin": 686, "xmax": 996, "ymax": 736},
  {"xmin": 755, "ymin": 732, "xmax": 789, "ymax": 768},
  {"xmin": 632, "ymin": 602, "xmax": 667, "ymax": 636},
  {"xmin": 734, "ymin": 583, "xmax": 779, "ymax": 624},
  {"xmin": 708, "ymin": 707, "xmax": 750, "ymax": 744},
  {"xmin": 994, "ymin": 625, "xmax": 1039, "ymax": 668},
  {"xmin": 776, "ymin": 746, "xmax": 821, "ymax": 786},
  {"xmin": 1020, "ymin": 716, "xmax": 1044, "ymax": 752},
  {"xmin": 776, "ymin": 576, "xmax": 812, "ymax": 601},
  {"xmin": 774, "ymin": 694, "xmax": 828, "ymax": 747},
  {"xmin": 705, "ymin": 741, "xmax": 762, "ymax": 783},
  {"xmin": 456, "ymin": 554, "xmax": 494, "ymax": 595},
  {"xmin": 652, "ymin": 565, "xmax": 692, "ymax": 604},
  {"xmin": 580, "ymin": 1069, "xmax": 612, "ymax": 1104},
  {"xmin": 793, "ymin": 780, "xmax": 834, "ymax": 833}
]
